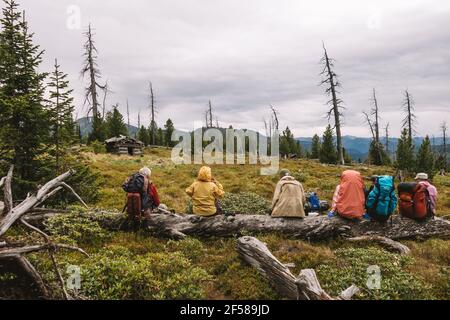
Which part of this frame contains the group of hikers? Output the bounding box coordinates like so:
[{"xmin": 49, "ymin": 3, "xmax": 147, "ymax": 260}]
[{"xmin": 122, "ymin": 166, "xmax": 438, "ymax": 223}]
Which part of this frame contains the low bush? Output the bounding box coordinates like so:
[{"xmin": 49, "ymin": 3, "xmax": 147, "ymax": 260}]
[
  {"xmin": 76, "ymin": 247, "xmax": 211, "ymax": 300},
  {"xmin": 185, "ymin": 192, "xmax": 271, "ymax": 215},
  {"xmin": 316, "ymin": 247, "xmax": 434, "ymax": 300},
  {"xmin": 44, "ymin": 210, "xmax": 113, "ymax": 246}
]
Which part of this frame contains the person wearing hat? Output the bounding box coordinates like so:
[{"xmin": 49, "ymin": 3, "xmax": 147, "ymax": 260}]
[
  {"xmin": 415, "ymin": 172, "xmax": 438, "ymax": 214},
  {"xmin": 271, "ymin": 169, "xmax": 306, "ymax": 218}
]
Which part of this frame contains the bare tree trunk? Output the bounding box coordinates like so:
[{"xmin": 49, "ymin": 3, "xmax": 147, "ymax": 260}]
[
  {"xmin": 402, "ymin": 90, "xmax": 416, "ymax": 142},
  {"xmin": 149, "ymin": 82, "xmax": 156, "ymax": 145},
  {"xmin": 0, "ymin": 168, "xmax": 89, "ymax": 299},
  {"xmin": 237, "ymin": 236, "xmax": 359, "ymax": 300},
  {"xmin": 321, "ymin": 44, "xmax": 344, "ymax": 165},
  {"xmin": 126, "ymin": 99, "xmax": 130, "ymax": 135},
  {"xmin": 373, "ymin": 89, "xmax": 380, "ymax": 144},
  {"xmin": 442, "ymin": 122, "xmax": 447, "ymax": 172},
  {"xmin": 208, "ymin": 100, "xmax": 213, "ymax": 128},
  {"xmin": 385, "ymin": 123, "xmax": 390, "ymax": 157}
]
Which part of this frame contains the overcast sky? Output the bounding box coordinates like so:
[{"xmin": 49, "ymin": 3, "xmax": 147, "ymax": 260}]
[{"xmin": 16, "ymin": 0, "xmax": 450, "ymax": 137}]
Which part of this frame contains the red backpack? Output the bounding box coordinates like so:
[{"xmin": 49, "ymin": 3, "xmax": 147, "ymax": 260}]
[
  {"xmin": 398, "ymin": 182, "xmax": 433, "ymax": 220},
  {"xmin": 126, "ymin": 193, "xmax": 143, "ymax": 220}
]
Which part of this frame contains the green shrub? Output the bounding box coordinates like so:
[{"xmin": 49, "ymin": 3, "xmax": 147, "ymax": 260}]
[
  {"xmin": 77, "ymin": 248, "xmax": 211, "ymax": 300},
  {"xmin": 216, "ymin": 259, "xmax": 278, "ymax": 300},
  {"xmin": 55, "ymin": 156, "xmax": 101, "ymax": 205},
  {"xmin": 293, "ymin": 171, "xmax": 310, "ymax": 183},
  {"xmin": 166, "ymin": 238, "xmax": 206, "ymax": 263},
  {"xmin": 44, "ymin": 210, "xmax": 113, "ymax": 246},
  {"xmin": 90, "ymin": 140, "xmax": 107, "ymax": 154},
  {"xmin": 186, "ymin": 192, "xmax": 271, "ymax": 215},
  {"xmin": 316, "ymin": 247, "xmax": 434, "ymax": 300},
  {"xmin": 220, "ymin": 192, "xmax": 271, "ymax": 215}
]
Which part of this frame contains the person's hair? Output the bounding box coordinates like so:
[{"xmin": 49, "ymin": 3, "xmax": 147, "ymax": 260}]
[
  {"xmin": 279, "ymin": 169, "xmax": 290, "ymax": 179},
  {"xmin": 139, "ymin": 167, "xmax": 152, "ymax": 178}
]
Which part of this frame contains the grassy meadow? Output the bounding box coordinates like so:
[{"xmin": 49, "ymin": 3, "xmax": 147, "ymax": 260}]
[{"xmin": 3, "ymin": 147, "xmax": 449, "ymax": 300}]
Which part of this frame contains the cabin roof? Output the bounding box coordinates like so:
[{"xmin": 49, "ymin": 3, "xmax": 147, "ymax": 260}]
[{"xmin": 105, "ymin": 135, "xmax": 144, "ymax": 146}]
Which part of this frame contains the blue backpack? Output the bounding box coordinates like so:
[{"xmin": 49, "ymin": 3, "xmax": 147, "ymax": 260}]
[
  {"xmin": 308, "ymin": 193, "xmax": 321, "ymax": 211},
  {"xmin": 366, "ymin": 176, "xmax": 397, "ymax": 222}
]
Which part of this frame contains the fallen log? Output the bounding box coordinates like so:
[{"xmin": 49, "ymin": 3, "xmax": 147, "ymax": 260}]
[
  {"xmin": 142, "ymin": 212, "xmax": 450, "ymax": 241},
  {"xmin": 347, "ymin": 236, "xmax": 411, "ymax": 255},
  {"xmin": 237, "ymin": 236, "xmax": 359, "ymax": 300},
  {"xmin": 0, "ymin": 166, "xmax": 89, "ymax": 300},
  {"xmin": 0, "ymin": 169, "xmax": 74, "ymax": 237}
]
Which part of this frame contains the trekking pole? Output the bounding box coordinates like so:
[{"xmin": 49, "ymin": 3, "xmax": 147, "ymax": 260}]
[{"xmin": 157, "ymin": 206, "xmax": 184, "ymax": 218}]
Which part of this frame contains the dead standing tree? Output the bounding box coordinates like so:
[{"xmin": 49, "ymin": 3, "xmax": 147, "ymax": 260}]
[
  {"xmin": 320, "ymin": 43, "xmax": 345, "ymax": 165},
  {"xmin": 385, "ymin": 122, "xmax": 390, "ymax": 158},
  {"xmin": 363, "ymin": 89, "xmax": 384, "ymax": 164},
  {"xmin": 149, "ymin": 82, "xmax": 157, "ymax": 145},
  {"xmin": 371, "ymin": 88, "xmax": 381, "ymax": 144},
  {"xmin": 440, "ymin": 122, "xmax": 447, "ymax": 174},
  {"xmin": 81, "ymin": 24, "xmax": 107, "ymax": 119},
  {"xmin": 402, "ymin": 90, "xmax": 417, "ymax": 142},
  {"xmin": 208, "ymin": 100, "xmax": 213, "ymax": 128},
  {"xmin": 0, "ymin": 166, "xmax": 88, "ymax": 299}
]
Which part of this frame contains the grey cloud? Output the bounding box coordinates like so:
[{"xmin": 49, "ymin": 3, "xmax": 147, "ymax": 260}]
[{"xmin": 17, "ymin": 0, "xmax": 450, "ymax": 137}]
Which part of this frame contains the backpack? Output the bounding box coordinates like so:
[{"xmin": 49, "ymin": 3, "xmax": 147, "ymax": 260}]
[
  {"xmin": 122, "ymin": 173, "xmax": 153, "ymax": 219},
  {"xmin": 122, "ymin": 173, "xmax": 145, "ymax": 193},
  {"xmin": 398, "ymin": 182, "xmax": 433, "ymax": 220},
  {"xmin": 305, "ymin": 192, "xmax": 329, "ymax": 214},
  {"xmin": 366, "ymin": 176, "xmax": 397, "ymax": 222},
  {"xmin": 308, "ymin": 192, "xmax": 320, "ymax": 211},
  {"xmin": 126, "ymin": 193, "xmax": 143, "ymax": 219}
]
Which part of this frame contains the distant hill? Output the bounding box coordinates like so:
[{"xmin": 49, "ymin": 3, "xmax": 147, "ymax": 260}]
[
  {"xmin": 76, "ymin": 117, "xmax": 448, "ymax": 160},
  {"xmin": 297, "ymin": 136, "xmax": 447, "ymax": 161},
  {"xmin": 76, "ymin": 117, "xmax": 139, "ymax": 138}
]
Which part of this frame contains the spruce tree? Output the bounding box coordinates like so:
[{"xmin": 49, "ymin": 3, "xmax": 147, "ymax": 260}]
[
  {"xmin": 396, "ymin": 128, "xmax": 415, "ymax": 173},
  {"xmin": 47, "ymin": 58, "xmax": 75, "ymax": 172},
  {"xmin": 157, "ymin": 128, "xmax": 164, "ymax": 146},
  {"xmin": 310, "ymin": 134, "xmax": 321, "ymax": 159},
  {"xmin": 319, "ymin": 125, "xmax": 338, "ymax": 164},
  {"xmin": 368, "ymin": 139, "xmax": 390, "ymax": 166},
  {"xmin": 416, "ymin": 136, "xmax": 435, "ymax": 178},
  {"xmin": 0, "ymin": 1, "xmax": 49, "ymax": 188},
  {"xmin": 137, "ymin": 126, "xmax": 149, "ymax": 146},
  {"xmin": 104, "ymin": 104, "xmax": 127, "ymax": 138},
  {"xmin": 164, "ymin": 118, "xmax": 175, "ymax": 147}
]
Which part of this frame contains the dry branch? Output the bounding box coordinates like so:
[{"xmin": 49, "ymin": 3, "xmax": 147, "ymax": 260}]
[
  {"xmin": 0, "ymin": 169, "xmax": 74, "ymax": 237},
  {"xmin": 237, "ymin": 236, "xmax": 359, "ymax": 300},
  {"xmin": 0, "ymin": 168, "xmax": 89, "ymax": 299},
  {"xmin": 347, "ymin": 236, "xmax": 411, "ymax": 255},
  {"xmin": 0, "ymin": 243, "xmax": 88, "ymax": 258},
  {"xmin": 3, "ymin": 166, "xmax": 13, "ymax": 215},
  {"xmin": 12, "ymin": 254, "xmax": 49, "ymax": 298},
  {"xmin": 60, "ymin": 182, "xmax": 88, "ymax": 208}
]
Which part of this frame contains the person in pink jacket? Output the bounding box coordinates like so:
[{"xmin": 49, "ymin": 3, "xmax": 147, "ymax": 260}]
[{"xmin": 415, "ymin": 173, "xmax": 438, "ymax": 214}]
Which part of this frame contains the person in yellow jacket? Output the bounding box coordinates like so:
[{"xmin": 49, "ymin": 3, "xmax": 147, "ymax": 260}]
[{"xmin": 186, "ymin": 166, "xmax": 225, "ymax": 216}]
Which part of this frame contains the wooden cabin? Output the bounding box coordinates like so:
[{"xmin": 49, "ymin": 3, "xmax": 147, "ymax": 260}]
[{"xmin": 105, "ymin": 135, "xmax": 144, "ymax": 156}]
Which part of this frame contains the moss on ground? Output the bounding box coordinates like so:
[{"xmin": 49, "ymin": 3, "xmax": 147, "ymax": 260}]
[{"xmin": 2, "ymin": 148, "xmax": 449, "ymax": 300}]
